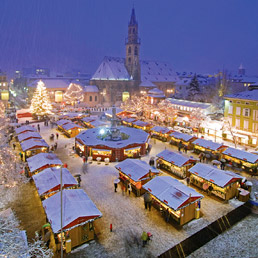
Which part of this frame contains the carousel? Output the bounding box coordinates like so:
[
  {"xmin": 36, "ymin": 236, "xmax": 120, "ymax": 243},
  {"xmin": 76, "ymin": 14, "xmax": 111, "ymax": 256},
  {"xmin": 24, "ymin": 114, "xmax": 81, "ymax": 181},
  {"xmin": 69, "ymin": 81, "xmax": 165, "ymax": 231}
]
[{"xmin": 75, "ymin": 107, "xmax": 150, "ymax": 162}]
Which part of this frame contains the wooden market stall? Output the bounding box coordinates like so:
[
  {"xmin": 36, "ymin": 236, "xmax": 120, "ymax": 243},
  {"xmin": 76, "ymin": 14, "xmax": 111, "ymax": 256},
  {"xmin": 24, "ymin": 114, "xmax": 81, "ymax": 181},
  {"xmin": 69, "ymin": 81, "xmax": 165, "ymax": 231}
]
[
  {"xmin": 188, "ymin": 163, "xmax": 244, "ymax": 200},
  {"xmin": 59, "ymin": 112, "xmax": 86, "ymax": 122},
  {"xmin": 143, "ymin": 176, "xmax": 203, "ymax": 225},
  {"xmin": 132, "ymin": 120, "xmax": 153, "ymax": 132},
  {"xmin": 115, "ymin": 159, "xmax": 160, "ymax": 196},
  {"xmin": 222, "ymin": 147, "xmax": 258, "ymax": 173},
  {"xmin": 42, "ymin": 189, "xmax": 102, "ymax": 253},
  {"xmin": 156, "ymin": 149, "xmax": 197, "ymax": 178},
  {"xmin": 32, "ymin": 167, "xmax": 78, "ymax": 200},
  {"xmin": 56, "ymin": 119, "xmax": 71, "ymax": 131},
  {"xmin": 150, "ymin": 126, "xmax": 174, "ymax": 142},
  {"xmin": 17, "ymin": 131, "xmax": 42, "ymax": 143},
  {"xmin": 61, "ymin": 122, "xmax": 83, "ymax": 138},
  {"xmin": 192, "ymin": 138, "xmax": 228, "ymax": 158},
  {"xmin": 26, "ymin": 152, "xmax": 63, "ymax": 177},
  {"xmin": 80, "ymin": 116, "xmax": 97, "ymax": 128},
  {"xmin": 15, "ymin": 125, "xmax": 37, "ymax": 135},
  {"xmin": 169, "ymin": 131, "xmax": 197, "ymax": 150},
  {"xmin": 121, "ymin": 117, "xmax": 137, "ymax": 127},
  {"xmin": 20, "ymin": 138, "xmax": 49, "ymax": 161}
]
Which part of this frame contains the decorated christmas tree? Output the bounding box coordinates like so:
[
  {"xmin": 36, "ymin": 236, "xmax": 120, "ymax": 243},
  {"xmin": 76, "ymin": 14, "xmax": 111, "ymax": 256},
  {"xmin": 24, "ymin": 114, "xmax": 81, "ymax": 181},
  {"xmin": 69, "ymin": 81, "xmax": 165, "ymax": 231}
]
[
  {"xmin": 30, "ymin": 80, "xmax": 52, "ymax": 117},
  {"xmin": 63, "ymin": 83, "xmax": 84, "ymax": 105}
]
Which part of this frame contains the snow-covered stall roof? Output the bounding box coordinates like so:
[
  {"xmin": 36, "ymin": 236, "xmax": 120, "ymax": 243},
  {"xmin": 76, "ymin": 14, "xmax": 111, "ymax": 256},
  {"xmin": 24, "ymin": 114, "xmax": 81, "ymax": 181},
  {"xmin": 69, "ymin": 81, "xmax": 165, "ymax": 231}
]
[
  {"xmin": 115, "ymin": 159, "xmax": 159, "ymax": 182},
  {"xmin": 143, "ymin": 176, "xmax": 203, "ymax": 211},
  {"xmin": 189, "ymin": 163, "xmax": 243, "ymax": 188},
  {"xmin": 147, "ymin": 88, "xmax": 166, "ymax": 98},
  {"xmin": 59, "ymin": 113, "xmax": 84, "ymax": 119},
  {"xmin": 122, "ymin": 117, "xmax": 137, "ymax": 123},
  {"xmin": 91, "ymin": 57, "xmax": 131, "ymax": 81},
  {"xmin": 223, "ymin": 147, "xmax": 258, "ymax": 164},
  {"xmin": 170, "ymin": 131, "xmax": 195, "ymax": 142},
  {"xmin": 21, "ymin": 138, "xmax": 49, "ymax": 152},
  {"xmin": 17, "ymin": 131, "xmax": 42, "ymax": 142},
  {"xmin": 151, "ymin": 126, "xmax": 172, "ymax": 134},
  {"xmin": 193, "ymin": 138, "xmax": 226, "ymax": 151},
  {"xmin": 167, "ymin": 98, "xmax": 212, "ymax": 110},
  {"xmin": 76, "ymin": 126, "xmax": 149, "ymax": 149},
  {"xmin": 225, "ymin": 90, "xmax": 258, "ymax": 101},
  {"xmin": 27, "ymin": 153, "xmax": 63, "ymax": 173},
  {"xmin": 62, "ymin": 122, "xmax": 83, "ymax": 131},
  {"xmin": 56, "ymin": 119, "xmax": 71, "ymax": 126},
  {"xmin": 105, "ymin": 107, "xmax": 123, "ymax": 117},
  {"xmin": 15, "ymin": 125, "xmax": 37, "ymax": 135},
  {"xmin": 83, "ymin": 85, "xmax": 99, "ymax": 93},
  {"xmin": 32, "ymin": 167, "xmax": 77, "ymax": 196},
  {"xmin": 157, "ymin": 149, "xmax": 196, "ymax": 167},
  {"xmin": 43, "ymin": 189, "xmax": 102, "ymax": 233},
  {"xmin": 132, "ymin": 120, "xmax": 152, "ymax": 127},
  {"xmin": 81, "ymin": 116, "xmax": 97, "ymax": 123}
]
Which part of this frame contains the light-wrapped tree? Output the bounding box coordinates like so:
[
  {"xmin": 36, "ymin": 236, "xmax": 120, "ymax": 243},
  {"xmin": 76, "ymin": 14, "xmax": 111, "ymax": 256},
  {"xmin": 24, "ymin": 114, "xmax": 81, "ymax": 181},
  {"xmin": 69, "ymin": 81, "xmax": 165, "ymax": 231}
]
[
  {"xmin": 63, "ymin": 83, "xmax": 84, "ymax": 106},
  {"xmin": 30, "ymin": 80, "xmax": 52, "ymax": 117}
]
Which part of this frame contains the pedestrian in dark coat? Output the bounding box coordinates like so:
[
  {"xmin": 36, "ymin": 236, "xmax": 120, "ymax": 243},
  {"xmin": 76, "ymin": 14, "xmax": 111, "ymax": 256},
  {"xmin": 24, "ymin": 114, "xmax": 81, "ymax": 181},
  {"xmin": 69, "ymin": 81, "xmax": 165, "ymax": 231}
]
[
  {"xmin": 37, "ymin": 124, "xmax": 40, "ymax": 132},
  {"xmin": 56, "ymin": 133, "xmax": 59, "ymax": 139},
  {"xmin": 114, "ymin": 182, "xmax": 118, "ymax": 192}
]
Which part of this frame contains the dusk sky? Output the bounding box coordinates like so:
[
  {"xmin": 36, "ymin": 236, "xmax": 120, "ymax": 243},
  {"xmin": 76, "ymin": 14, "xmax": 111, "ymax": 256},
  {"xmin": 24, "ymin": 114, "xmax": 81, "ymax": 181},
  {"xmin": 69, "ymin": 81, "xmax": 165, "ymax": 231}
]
[{"xmin": 0, "ymin": 0, "xmax": 257, "ymax": 76}]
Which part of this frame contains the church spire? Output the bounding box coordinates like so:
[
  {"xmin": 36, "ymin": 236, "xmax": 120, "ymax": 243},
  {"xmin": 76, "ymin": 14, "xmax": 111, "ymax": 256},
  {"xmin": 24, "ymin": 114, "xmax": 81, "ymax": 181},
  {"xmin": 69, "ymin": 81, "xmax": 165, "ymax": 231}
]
[{"xmin": 129, "ymin": 7, "xmax": 137, "ymax": 25}]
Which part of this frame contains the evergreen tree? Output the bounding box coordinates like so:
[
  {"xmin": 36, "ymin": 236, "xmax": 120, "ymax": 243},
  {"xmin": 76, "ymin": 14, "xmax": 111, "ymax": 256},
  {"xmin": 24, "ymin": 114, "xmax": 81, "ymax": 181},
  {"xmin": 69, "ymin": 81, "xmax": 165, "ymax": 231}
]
[
  {"xmin": 30, "ymin": 80, "xmax": 52, "ymax": 117},
  {"xmin": 63, "ymin": 83, "xmax": 84, "ymax": 106},
  {"xmin": 187, "ymin": 74, "xmax": 200, "ymax": 101}
]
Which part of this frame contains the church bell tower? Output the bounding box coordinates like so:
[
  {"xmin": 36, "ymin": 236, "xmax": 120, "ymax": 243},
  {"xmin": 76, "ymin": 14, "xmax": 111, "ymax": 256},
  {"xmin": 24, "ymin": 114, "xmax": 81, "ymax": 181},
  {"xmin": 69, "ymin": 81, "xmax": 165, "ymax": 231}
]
[{"xmin": 125, "ymin": 8, "xmax": 141, "ymax": 81}]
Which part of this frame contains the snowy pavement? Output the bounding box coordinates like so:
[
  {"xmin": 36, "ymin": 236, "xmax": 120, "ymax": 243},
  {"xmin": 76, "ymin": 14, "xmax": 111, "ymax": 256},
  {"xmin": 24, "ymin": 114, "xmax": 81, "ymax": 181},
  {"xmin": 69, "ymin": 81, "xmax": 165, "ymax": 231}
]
[{"xmin": 34, "ymin": 122, "xmax": 253, "ymax": 257}]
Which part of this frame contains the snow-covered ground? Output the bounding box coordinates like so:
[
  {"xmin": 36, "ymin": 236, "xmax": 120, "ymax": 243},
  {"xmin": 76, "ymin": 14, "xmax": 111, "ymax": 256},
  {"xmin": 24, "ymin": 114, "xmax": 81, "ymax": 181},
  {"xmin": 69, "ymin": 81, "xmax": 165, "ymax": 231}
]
[{"xmin": 21, "ymin": 121, "xmax": 256, "ymax": 258}]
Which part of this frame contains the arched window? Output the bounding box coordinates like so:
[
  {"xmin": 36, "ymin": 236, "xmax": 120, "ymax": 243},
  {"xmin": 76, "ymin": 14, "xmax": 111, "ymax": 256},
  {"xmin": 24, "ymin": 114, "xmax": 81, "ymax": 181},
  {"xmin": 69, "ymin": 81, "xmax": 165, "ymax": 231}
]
[
  {"xmin": 128, "ymin": 57, "xmax": 131, "ymax": 63},
  {"xmin": 128, "ymin": 46, "xmax": 131, "ymax": 54},
  {"xmin": 89, "ymin": 96, "xmax": 92, "ymax": 101},
  {"xmin": 134, "ymin": 46, "xmax": 138, "ymax": 55},
  {"xmin": 95, "ymin": 96, "xmax": 97, "ymax": 101}
]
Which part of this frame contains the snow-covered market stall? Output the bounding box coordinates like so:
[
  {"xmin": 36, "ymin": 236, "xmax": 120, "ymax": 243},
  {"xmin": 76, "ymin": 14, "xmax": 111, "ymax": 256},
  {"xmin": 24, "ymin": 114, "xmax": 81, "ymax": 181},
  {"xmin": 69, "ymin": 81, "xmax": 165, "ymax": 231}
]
[
  {"xmin": 150, "ymin": 126, "xmax": 174, "ymax": 142},
  {"xmin": 115, "ymin": 159, "xmax": 160, "ymax": 196},
  {"xmin": 156, "ymin": 149, "xmax": 197, "ymax": 178},
  {"xmin": 192, "ymin": 138, "xmax": 227, "ymax": 157},
  {"xmin": 222, "ymin": 147, "xmax": 258, "ymax": 173},
  {"xmin": 26, "ymin": 152, "xmax": 63, "ymax": 176},
  {"xmin": 189, "ymin": 163, "xmax": 244, "ymax": 200},
  {"xmin": 169, "ymin": 131, "xmax": 197, "ymax": 149},
  {"xmin": 20, "ymin": 138, "xmax": 49, "ymax": 161},
  {"xmin": 15, "ymin": 125, "xmax": 37, "ymax": 136},
  {"xmin": 56, "ymin": 119, "xmax": 71, "ymax": 131},
  {"xmin": 61, "ymin": 122, "xmax": 83, "ymax": 138},
  {"xmin": 143, "ymin": 176, "xmax": 203, "ymax": 225},
  {"xmin": 121, "ymin": 117, "xmax": 137, "ymax": 127},
  {"xmin": 17, "ymin": 131, "xmax": 42, "ymax": 142},
  {"xmin": 32, "ymin": 167, "xmax": 78, "ymax": 200},
  {"xmin": 132, "ymin": 120, "xmax": 153, "ymax": 132},
  {"xmin": 42, "ymin": 189, "xmax": 102, "ymax": 252}
]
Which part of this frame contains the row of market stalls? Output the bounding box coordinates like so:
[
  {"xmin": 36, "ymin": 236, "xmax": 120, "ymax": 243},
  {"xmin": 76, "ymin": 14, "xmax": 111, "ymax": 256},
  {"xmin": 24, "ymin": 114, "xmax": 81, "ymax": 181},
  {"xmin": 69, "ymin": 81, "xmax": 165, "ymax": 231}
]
[
  {"xmin": 115, "ymin": 159, "xmax": 203, "ymax": 225},
  {"xmin": 14, "ymin": 125, "xmax": 49, "ymax": 161},
  {"xmin": 24, "ymin": 152, "xmax": 102, "ymax": 253},
  {"xmin": 56, "ymin": 119, "xmax": 84, "ymax": 138}
]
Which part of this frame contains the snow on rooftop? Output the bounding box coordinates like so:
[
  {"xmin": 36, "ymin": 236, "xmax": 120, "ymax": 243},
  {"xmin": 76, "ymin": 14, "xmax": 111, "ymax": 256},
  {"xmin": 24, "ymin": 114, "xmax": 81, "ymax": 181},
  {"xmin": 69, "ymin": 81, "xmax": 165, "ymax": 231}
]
[
  {"xmin": 139, "ymin": 80, "xmax": 156, "ymax": 87},
  {"xmin": 189, "ymin": 163, "xmax": 243, "ymax": 188},
  {"xmin": 115, "ymin": 159, "xmax": 159, "ymax": 182},
  {"xmin": 27, "ymin": 79, "xmax": 69, "ymax": 88},
  {"xmin": 15, "ymin": 125, "xmax": 37, "ymax": 135},
  {"xmin": 157, "ymin": 149, "xmax": 196, "ymax": 167},
  {"xmin": 170, "ymin": 131, "xmax": 195, "ymax": 142},
  {"xmin": 56, "ymin": 119, "xmax": 71, "ymax": 126},
  {"xmin": 132, "ymin": 120, "xmax": 152, "ymax": 127},
  {"xmin": 17, "ymin": 131, "xmax": 42, "ymax": 142},
  {"xmin": 225, "ymin": 89, "xmax": 258, "ymax": 101},
  {"xmin": 81, "ymin": 116, "xmax": 98, "ymax": 123},
  {"xmin": 62, "ymin": 122, "xmax": 83, "ymax": 131},
  {"xmin": 90, "ymin": 120, "xmax": 110, "ymax": 128},
  {"xmin": 143, "ymin": 176, "xmax": 203, "ymax": 211},
  {"xmin": 83, "ymin": 85, "xmax": 99, "ymax": 93},
  {"xmin": 32, "ymin": 167, "xmax": 77, "ymax": 196},
  {"xmin": 122, "ymin": 117, "xmax": 137, "ymax": 123},
  {"xmin": 43, "ymin": 189, "xmax": 102, "ymax": 233},
  {"xmin": 167, "ymin": 98, "xmax": 212, "ymax": 109},
  {"xmin": 223, "ymin": 147, "xmax": 258, "ymax": 164},
  {"xmin": 76, "ymin": 126, "xmax": 149, "ymax": 149},
  {"xmin": 151, "ymin": 126, "xmax": 172, "ymax": 134},
  {"xmin": 193, "ymin": 138, "xmax": 225, "ymax": 151},
  {"xmin": 27, "ymin": 153, "xmax": 63, "ymax": 173},
  {"xmin": 21, "ymin": 138, "xmax": 49, "ymax": 151}
]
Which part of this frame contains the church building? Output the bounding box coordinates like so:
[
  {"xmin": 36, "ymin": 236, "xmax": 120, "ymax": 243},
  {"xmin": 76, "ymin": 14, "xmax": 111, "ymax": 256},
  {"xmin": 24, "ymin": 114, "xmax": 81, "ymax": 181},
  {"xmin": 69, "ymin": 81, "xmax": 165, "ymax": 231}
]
[{"xmin": 90, "ymin": 8, "xmax": 178, "ymax": 105}]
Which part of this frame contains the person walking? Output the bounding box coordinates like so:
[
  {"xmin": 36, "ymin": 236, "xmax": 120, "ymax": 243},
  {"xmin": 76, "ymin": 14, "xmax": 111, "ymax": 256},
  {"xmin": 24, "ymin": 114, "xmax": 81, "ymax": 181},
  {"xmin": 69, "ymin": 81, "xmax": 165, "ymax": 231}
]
[
  {"xmin": 128, "ymin": 183, "xmax": 132, "ymax": 195},
  {"xmin": 184, "ymin": 145, "xmax": 188, "ymax": 153},
  {"xmin": 114, "ymin": 182, "xmax": 118, "ymax": 192},
  {"xmin": 54, "ymin": 142, "xmax": 58, "ymax": 150},
  {"xmin": 56, "ymin": 133, "xmax": 59, "ymax": 140},
  {"xmin": 141, "ymin": 231, "xmax": 148, "ymax": 247},
  {"xmin": 77, "ymin": 175, "xmax": 81, "ymax": 187},
  {"xmin": 165, "ymin": 208, "xmax": 170, "ymax": 222},
  {"xmin": 37, "ymin": 124, "xmax": 40, "ymax": 132}
]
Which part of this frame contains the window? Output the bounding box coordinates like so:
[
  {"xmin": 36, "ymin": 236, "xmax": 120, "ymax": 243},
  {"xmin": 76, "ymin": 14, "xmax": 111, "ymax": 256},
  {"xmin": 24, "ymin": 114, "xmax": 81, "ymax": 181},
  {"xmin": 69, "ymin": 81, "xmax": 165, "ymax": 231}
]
[
  {"xmin": 245, "ymin": 102, "xmax": 250, "ymax": 105},
  {"xmin": 95, "ymin": 96, "xmax": 97, "ymax": 101},
  {"xmin": 236, "ymin": 107, "xmax": 241, "ymax": 115},
  {"xmin": 134, "ymin": 46, "xmax": 138, "ymax": 55},
  {"xmin": 89, "ymin": 96, "xmax": 92, "ymax": 102},
  {"xmin": 236, "ymin": 101, "xmax": 241, "ymax": 104},
  {"xmin": 235, "ymin": 119, "xmax": 240, "ymax": 128},
  {"xmin": 244, "ymin": 120, "xmax": 249, "ymax": 130},
  {"xmin": 128, "ymin": 57, "xmax": 131, "ymax": 63},
  {"xmin": 228, "ymin": 105, "xmax": 233, "ymax": 114},
  {"xmin": 243, "ymin": 108, "xmax": 250, "ymax": 117},
  {"xmin": 128, "ymin": 46, "xmax": 131, "ymax": 54}
]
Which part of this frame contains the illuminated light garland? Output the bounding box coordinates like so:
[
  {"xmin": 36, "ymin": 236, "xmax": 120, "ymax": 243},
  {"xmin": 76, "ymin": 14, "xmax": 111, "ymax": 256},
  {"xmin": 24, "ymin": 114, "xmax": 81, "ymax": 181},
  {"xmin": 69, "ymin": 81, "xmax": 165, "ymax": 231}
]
[
  {"xmin": 30, "ymin": 80, "xmax": 53, "ymax": 116},
  {"xmin": 63, "ymin": 83, "xmax": 84, "ymax": 104}
]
